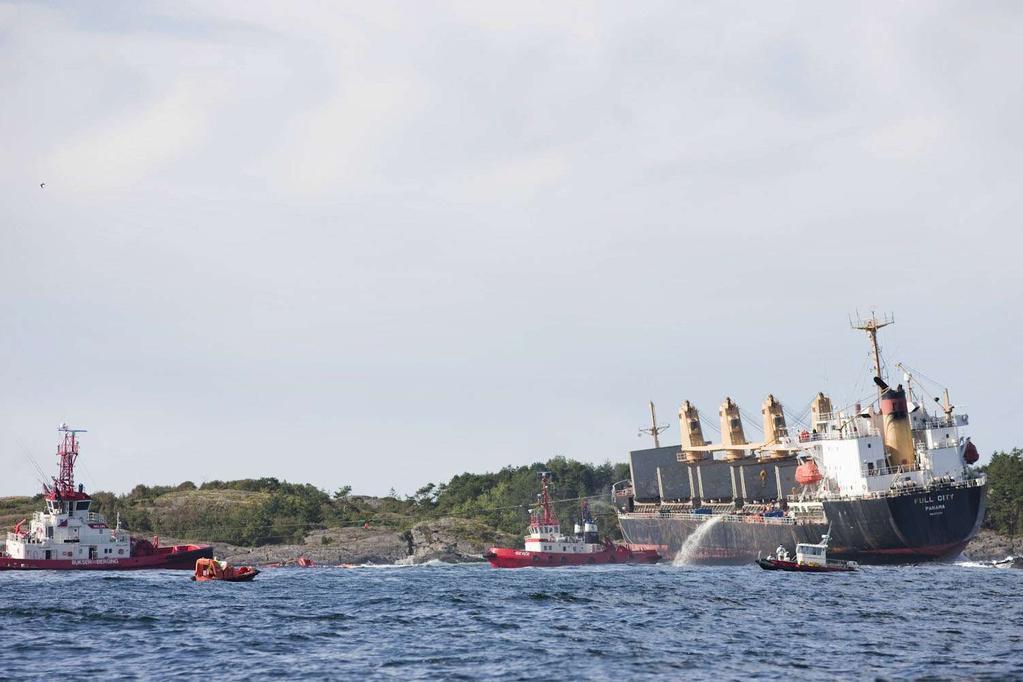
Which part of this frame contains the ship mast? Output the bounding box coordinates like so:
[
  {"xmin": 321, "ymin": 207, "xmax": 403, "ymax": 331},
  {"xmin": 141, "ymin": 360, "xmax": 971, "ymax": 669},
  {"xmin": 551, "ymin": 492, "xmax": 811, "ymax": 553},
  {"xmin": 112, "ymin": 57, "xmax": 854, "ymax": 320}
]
[
  {"xmin": 535, "ymin": 472, "xmax": 559, "ymax": 526},
  {"xmin": 638, "ymin": 401, "xmax": 669, "ymax": 448},
  {"xmin": 53, "ymin": 422, "xmax": 87, "ymax": 499},
  {"xmin": 851, "ymin": 312, "xmax": 894, "ymax": 403}
]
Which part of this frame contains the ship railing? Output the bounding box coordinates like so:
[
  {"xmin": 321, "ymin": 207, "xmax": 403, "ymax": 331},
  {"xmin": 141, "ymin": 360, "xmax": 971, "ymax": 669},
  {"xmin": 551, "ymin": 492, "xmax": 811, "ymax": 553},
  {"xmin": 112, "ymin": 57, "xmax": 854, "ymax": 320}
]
[
  {"xmin": 862, "ymin": 462, "xmax": 924, "ymax": 478},
  {"xmin": 801, "ymin": 474, "xmax": 985, "ymax": 503},
  {"xmin": 813, "ymin": 426, "xmax": 881, "ymax": 442},
  {"xmin": 623, "ymin": 509, "xmax": 798, "ymax": 525},
  {"xmin": 918, "ymin": 416, "xmax": 957, "ymax": 429},
  {"xmin": 611, "ymin": 480, "xmax": 633, "ymax": 497}
]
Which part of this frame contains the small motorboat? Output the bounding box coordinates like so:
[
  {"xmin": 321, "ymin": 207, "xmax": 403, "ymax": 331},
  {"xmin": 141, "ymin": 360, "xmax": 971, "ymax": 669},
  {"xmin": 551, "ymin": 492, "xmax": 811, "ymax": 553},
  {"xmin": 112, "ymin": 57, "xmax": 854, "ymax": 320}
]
[
  {"xmin": 192, "ymin": 557, "xmax": 260, "ymax": 582},
  {"xmin": 991, "ymin": 555, "xmax": 1023, "ymax": 569},
  {"xmin": 756, "ymin": 527, "xmax": 857, "ymax": 573}
]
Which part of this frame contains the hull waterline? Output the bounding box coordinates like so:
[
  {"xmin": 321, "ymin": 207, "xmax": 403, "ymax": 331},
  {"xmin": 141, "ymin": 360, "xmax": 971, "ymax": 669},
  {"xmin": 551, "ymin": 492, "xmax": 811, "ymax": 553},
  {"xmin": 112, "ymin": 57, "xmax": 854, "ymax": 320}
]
[
  {"xmin": 0, "ymin": 544, "xmax": 213, "ymax": 571},
  {"xmin": 618, "ymin": 482, "xmax": 986, "ymax": 566},
  {"xmin": 485, "ymin": 545, "xmax": 660, "ymax": 569}
]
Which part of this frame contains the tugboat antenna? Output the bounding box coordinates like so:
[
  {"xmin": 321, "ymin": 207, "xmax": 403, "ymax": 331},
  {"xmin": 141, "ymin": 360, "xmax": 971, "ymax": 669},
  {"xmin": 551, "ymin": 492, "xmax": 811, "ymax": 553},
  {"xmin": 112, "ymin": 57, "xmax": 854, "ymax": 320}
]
[
  {"xmin": 638, "ymin": 401, "xmax": 669, "ymax": 448},
  {"xmin": 851, "ymin": 312, "xmax": 894, "ymax": 403}
]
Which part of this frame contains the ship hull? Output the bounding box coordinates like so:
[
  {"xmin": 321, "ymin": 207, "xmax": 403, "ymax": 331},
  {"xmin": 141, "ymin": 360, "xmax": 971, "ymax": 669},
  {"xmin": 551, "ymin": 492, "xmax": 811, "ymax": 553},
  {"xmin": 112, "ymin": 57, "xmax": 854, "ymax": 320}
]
[
  {"xmin": 618, "ymin": 482, "xmax": 986, "ymax": 565},
  {"xmin": 485, "ymin": 545, "xmax": 660, "ymax": 569},
  {"xmin": 0, "ymin": 544, "xmax": 213, "ymax": 571}
]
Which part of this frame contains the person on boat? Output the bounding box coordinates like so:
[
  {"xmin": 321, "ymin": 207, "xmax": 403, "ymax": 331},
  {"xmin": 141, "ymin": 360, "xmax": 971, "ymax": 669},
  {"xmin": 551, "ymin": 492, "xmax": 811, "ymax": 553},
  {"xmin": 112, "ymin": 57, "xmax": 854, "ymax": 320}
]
[{"xmin": 776, "ymin": 544, "xmax": 788, "ymax": 561}]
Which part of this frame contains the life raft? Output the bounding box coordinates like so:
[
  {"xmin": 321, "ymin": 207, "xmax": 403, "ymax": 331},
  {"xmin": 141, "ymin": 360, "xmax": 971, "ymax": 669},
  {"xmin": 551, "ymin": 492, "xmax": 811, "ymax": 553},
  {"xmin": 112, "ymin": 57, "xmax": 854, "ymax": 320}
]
[{"xmin": 192, "ymin": 558, "xmax": 260, "ymax": 582}]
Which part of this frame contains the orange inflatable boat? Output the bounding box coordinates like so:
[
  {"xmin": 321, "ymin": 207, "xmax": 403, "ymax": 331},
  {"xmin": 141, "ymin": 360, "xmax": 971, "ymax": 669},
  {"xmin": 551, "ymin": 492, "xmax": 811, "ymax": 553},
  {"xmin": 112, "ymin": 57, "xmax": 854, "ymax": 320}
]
[{"xmin": 192, "ymin": 557, "xmax": 260, "ymax": 582}]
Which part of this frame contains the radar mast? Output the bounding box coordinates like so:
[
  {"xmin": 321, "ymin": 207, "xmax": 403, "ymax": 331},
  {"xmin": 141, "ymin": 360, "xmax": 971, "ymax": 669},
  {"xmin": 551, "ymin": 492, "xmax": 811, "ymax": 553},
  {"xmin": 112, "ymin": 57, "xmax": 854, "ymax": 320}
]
[
  {"xmin": 851, "ymin": 312, "xmax": 894, "ymax": 403},
  {"xmin": 638, "ymin": 401, "xmax": 669, "ymax": 448}
]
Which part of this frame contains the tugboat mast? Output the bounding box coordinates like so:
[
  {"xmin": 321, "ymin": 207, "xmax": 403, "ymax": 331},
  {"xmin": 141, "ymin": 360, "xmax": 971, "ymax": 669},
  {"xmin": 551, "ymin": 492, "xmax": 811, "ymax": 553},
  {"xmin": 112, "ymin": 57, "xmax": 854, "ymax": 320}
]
[
  {"xmin": 534, "ymin": 472, "xmax": 559, "ymax": 526},
  {"xmin": 53, "ymin": 423, "xmax": 87, "ymax": 499}
]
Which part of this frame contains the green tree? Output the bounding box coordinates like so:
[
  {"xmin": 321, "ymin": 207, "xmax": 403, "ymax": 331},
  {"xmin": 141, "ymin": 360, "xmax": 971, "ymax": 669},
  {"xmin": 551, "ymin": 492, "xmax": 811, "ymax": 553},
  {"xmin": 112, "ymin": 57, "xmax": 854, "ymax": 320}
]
[{"xmin": 984, "ymin": 448, "xmax": 1023, "ymax": 539}]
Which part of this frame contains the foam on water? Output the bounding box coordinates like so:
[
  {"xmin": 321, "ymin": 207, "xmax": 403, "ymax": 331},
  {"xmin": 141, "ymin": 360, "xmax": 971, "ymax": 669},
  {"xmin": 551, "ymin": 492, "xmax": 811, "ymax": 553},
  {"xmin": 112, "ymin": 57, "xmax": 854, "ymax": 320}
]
[{"xmin": 673, "ymin": 515, "xmax": 724, "ymax": 566}]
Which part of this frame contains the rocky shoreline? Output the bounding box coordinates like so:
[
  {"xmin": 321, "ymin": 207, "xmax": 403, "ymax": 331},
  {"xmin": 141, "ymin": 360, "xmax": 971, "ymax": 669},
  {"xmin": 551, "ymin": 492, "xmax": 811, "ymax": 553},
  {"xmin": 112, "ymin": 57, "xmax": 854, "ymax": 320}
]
[
  {"xmin": 961, "ymin": 528, "xmax": 1022, "ymax": 562},
  {"xmin": 169, "ymin": 523, "xmax": 1019, "ymax": 567},
  {"xmin": 179, "ymin": 517, "xmax": 518, "ymax": 566}
]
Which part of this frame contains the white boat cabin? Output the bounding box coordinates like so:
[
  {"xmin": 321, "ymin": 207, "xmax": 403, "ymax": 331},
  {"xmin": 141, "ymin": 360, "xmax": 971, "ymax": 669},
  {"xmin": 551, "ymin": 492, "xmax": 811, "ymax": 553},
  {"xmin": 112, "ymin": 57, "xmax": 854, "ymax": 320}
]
[{"xmin": 4, "ymin": 497, "xmax": 130, "ymax": 562}]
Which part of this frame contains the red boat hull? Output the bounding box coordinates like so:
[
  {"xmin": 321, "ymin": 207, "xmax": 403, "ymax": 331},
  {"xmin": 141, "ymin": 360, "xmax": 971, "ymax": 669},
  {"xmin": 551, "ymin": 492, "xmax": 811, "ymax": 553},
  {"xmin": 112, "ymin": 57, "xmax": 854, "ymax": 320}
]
[
  {"xmin": 0, "ymin": 544, "xmax": 213, "ymax": 571},
  {"xmin": 485, "ymin": 544, "xmax": 660, "ymax": 569}
]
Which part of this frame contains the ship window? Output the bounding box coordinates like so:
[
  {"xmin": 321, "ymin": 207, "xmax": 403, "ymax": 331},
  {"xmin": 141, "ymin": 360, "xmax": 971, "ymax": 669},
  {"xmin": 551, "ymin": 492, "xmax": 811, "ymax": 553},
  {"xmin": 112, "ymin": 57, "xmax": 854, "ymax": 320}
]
[{"xmin": 76, "ymin": 501, "xmax": 90, "ymax": 511}]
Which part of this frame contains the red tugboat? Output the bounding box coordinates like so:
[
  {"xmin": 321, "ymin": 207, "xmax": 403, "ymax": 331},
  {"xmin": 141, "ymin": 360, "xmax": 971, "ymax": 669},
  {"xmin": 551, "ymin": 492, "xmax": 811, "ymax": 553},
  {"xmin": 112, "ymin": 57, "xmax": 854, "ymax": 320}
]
[
  {"xmin": 0, "ymin": 424, "xmax": 213, "ymax": 571},
  {"xmin": 484, "ymin": 473, "xmax": 660, "ymax": 569}
]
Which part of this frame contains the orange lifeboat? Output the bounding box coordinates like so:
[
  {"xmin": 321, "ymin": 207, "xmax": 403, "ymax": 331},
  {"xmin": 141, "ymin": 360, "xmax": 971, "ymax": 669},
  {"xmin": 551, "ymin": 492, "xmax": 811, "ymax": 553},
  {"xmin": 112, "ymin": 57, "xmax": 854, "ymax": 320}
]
[
  {"xmin": 795, "ymin": 460, "xmax": 824, "ymax": 486},
  {"xmin": 192, "ymin": 557, "xmax": 259, "ymax": 582}
]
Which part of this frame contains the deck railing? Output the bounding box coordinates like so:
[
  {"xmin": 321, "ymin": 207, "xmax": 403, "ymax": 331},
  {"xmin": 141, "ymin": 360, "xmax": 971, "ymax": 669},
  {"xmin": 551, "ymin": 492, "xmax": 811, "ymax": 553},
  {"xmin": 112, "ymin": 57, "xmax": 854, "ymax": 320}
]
[
  {"xmin": 622, "ymin": 509, "xmax": 800, "ymax": 526},
  {"xmin": 623, "ymin": 475, "xmax": 986, "ymax": 520}
]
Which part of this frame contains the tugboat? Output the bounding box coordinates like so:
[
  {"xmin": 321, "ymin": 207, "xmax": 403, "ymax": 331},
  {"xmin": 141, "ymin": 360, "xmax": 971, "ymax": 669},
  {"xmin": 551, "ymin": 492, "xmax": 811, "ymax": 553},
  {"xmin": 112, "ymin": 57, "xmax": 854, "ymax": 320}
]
[
  {"xmin": 756, "ymin": 527, "xmax": 858, "ymax": 572},
  {"xmin": 484, "ymin": 473, "xmax": 660, "ymax": 569},
  {"xmin": 0, "ymin": 424, "xmax": 213, "ymax": 571}
]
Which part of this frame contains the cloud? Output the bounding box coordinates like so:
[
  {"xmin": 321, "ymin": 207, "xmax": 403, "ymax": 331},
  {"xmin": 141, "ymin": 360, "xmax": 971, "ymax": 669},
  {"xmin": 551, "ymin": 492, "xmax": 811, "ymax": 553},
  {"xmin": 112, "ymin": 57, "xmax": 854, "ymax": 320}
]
[
  {"xmin": 442, "ymin": 148, "xmax": 572, "ymax": 204},
  {"xmin": 2, "ymin": 2, "xmax": 1023, "ymax": 498},
  {"xmin": 253, "ymin": 73, "xmax": 429, "ymax": 199},
  {"xmin": 43, "ymin": 79, "xmax": 224, "ymax": 191},
  {"xmin": 861, "ymin": 115, "xmax": 947, "ymax": 161}
]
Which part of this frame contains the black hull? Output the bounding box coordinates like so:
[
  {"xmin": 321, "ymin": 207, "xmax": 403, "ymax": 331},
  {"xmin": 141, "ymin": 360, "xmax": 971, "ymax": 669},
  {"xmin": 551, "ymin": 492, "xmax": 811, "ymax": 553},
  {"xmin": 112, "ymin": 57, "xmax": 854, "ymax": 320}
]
[{"xmin": 619, "ymin": 482, "xmax": 986, "ymax": 565}]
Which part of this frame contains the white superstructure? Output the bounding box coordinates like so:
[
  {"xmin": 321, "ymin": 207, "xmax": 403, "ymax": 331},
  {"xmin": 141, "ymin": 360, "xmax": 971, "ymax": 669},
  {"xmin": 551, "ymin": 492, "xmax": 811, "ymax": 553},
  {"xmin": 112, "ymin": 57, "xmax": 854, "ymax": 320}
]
[{"xmin": 4, "ymin": 496, "xmax": 130, "ymax": 563}]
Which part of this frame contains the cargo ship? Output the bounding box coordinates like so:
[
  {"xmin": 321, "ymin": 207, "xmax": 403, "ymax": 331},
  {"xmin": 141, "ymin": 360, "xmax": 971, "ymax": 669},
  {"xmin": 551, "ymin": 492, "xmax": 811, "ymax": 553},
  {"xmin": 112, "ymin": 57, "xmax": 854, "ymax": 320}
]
[
  {"xmin": 0, "ymin": 424, "xmax": 213, "ymax": 571},
  {"xmin": 615, "ymin": 315, "xmax": 986, "ymax": 565},
  {"xmin": 485, "ymin": 473, "xmax": 660, "ymax": 568}
]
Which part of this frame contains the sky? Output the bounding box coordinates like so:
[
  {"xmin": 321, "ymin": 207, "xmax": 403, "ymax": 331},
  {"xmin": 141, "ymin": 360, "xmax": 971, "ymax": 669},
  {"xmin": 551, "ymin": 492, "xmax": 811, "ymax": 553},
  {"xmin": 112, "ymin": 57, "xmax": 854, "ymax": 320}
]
[{"xmin": 1, "ymin": 1, "xmax": 1022, "ymax": 497}]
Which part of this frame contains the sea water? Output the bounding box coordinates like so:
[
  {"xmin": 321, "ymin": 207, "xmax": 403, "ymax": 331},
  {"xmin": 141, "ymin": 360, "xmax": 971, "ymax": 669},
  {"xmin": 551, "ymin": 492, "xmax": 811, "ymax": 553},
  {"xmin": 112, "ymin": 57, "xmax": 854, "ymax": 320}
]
[{"xmin": 1, "ymin": 562, "xmax": 1020, "ymax": 680}]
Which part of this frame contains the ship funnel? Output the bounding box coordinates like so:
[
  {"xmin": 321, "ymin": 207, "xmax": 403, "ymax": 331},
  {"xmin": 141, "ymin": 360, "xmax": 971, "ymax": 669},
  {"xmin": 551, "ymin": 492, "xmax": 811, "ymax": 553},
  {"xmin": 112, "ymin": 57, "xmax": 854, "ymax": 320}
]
[
  {"xmin": 810, "ymin": 392, "xmax": 833, "ymax": 433},
  {"xmin": 679, "ymin": 400, "xmax": 709, "ymax": 462},
  {"xmin": 880, "ymin": 383, "xmax": 916, "ymax": 469},
  {"xmin": 719, "ymin": 397, "xmax": 747, "ymax": 461}
]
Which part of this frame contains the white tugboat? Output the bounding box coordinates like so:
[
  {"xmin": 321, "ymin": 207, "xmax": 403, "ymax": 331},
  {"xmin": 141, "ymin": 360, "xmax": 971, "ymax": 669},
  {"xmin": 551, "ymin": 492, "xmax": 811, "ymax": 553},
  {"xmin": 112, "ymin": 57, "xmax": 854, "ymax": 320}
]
[
  {"xmin": 0, "ymin": 424, "xmax": 212, "ymax": 571},
  {"xmin": 756, "ymin": 526, "xmax": 858, "ymax": 572}
]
